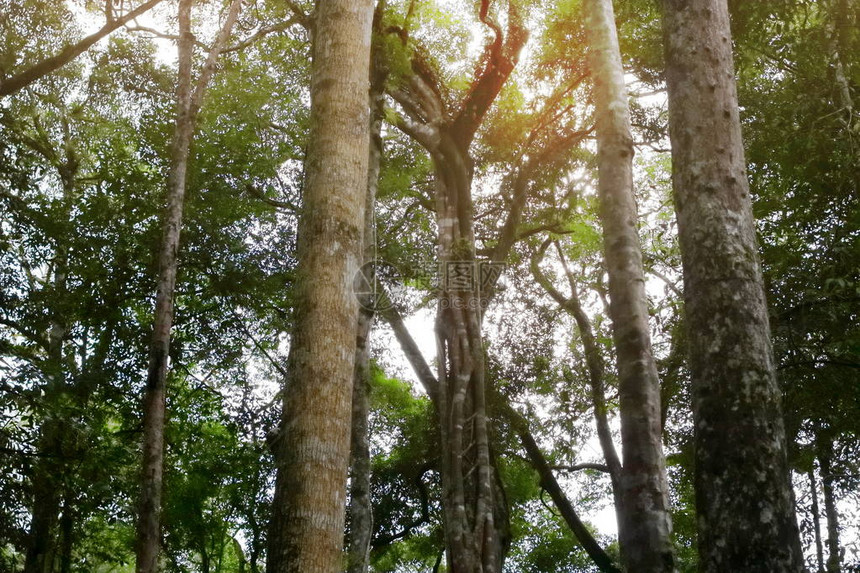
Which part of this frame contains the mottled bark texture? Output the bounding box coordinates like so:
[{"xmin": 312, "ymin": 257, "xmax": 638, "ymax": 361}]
[
  {"xmin": 266, "ymin": 0, "xmax": 373, "ymax": 571},
  {"xmin": 584, "ymin": 0, "xmax": 675, "ymax": 570},
  {"xmin": 661, "ymin": 1, "xmax": 803, "ymax": 571},
  {"xmin": 389, "ymin": 4, "xmax": 527, "ymax": 568},
  {"xmin": 346, "ymin": 16, "xmax": 387, "ymax": 571},
  {"xmin": 136, "ymin": 2, "xmax": 242, "ymax": 571}
]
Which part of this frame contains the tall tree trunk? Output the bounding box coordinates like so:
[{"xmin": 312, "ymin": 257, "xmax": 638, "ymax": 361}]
[
  {"xmin": 348, "ymin": 308, "xmax": 374, "ymax": 573},
  {"xmin": 388, "ymin": 6, "xmax": 527, "ymax": 568},
  {"xmin": 136, "ymin": 2, "xmax": 242, "ymax": 570},
  {"xmin": 265, "ymin": 0, "xmax": 374, "ymax": 570},
  {"xmin": 810, "ymin": 467, "xmax": 825, "ymax": 573},
  {"xmin": 135, "ymin": 3, "xmax": 194, "ymax": 568},
  {"xmin": 346, "ymin": 14, "xmax": 387, "ymax": 570},
  {"xmin": 434, "ymin": 143, "xmax": 509, "ymax": 573},
  {"xmin": 583, "ymin": 0, "xmax": 675, "ymax": 570},
  {"xmin": 818, "ymin": 440, "xmax": 841, "ymax": 573},
  {"xmin": 661, "ymin": 1, "xmax": 803, "ymax": 570}
]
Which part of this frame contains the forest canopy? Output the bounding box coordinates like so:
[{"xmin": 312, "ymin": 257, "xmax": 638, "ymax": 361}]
[{"xmin": 0, "ymin": 0, "xmax": 857, "ymax": 572}]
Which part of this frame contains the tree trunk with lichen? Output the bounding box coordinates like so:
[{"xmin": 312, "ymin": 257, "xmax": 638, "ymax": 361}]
[
  {"xmin": 661, "ymin": 1, "xmax": 803, "ymax": 570},
  {"xmin": 584, "ymin": 0, "xmax": 675, "ymax": 570},
  {"xmin": 266, "ymin": 0, "xmax": 373, "ymax": 570}
]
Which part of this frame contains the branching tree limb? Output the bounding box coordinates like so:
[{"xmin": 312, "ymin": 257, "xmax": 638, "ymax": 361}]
[{"xmin": 0, "ymin": 0, "xmax": 167, "ymax": 97}]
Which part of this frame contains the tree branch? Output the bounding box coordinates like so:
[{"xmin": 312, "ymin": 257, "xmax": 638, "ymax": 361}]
[
  {"xmin": 379, "ymin": 292, "xmax": 440, "ymax": 402},
  {"xmin": 222, "ymin": 18, "xmax": 305, "ymax": 53},
  {"xmin": 500, "ymin": 399, "xmax": 621, "ymax": 573},
  {"xmin": 188, "ymin": 0, "xmax": 243, "ymax": 118},
  {"xmin": 244, "ymin": 183, "xmax": 297, "ymax": 211},
  {"xmin": 551, "ymin": 463, "xmax": 611, "ymax": 473},
  {"xmin": 123, "ymin": 25, "xmax": 209, "ymax": 49},
  {"xmin": 450, "ymin": 0, "xmax": 528, "ymax": 145},
  {"xmin": 371, "ymin": 463, "xmax": 434, "ymax": 548},
  {"xmin": 0, "ymin": 0, "xmax": 167, "ymax": 96}
]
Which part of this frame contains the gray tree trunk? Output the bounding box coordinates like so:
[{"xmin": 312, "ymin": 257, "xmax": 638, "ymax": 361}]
[
  {"xmin": 135, "ymin": 2, "xmax": 242, "ymax": 570},
  {"xmin": 661, "ymin": 1, "xmax": 804, "ymax": 570},
  {"xmin": 818, "ymin": 441, "xmax": 842, "ymax": 573},
  {"xmin": 583, "ymin": 0, "xmax": 675, "ymax": 570},
  {"xmin": 265, "ymin": 0, "xmax": 374, "ymax": 570},
  {"xmin": 346, "ymin": 16, "xmax": 387, "ymax": 571},
  {"xmin": 809, "ymin": 467, "xmax": 825, "ymax": 573}
]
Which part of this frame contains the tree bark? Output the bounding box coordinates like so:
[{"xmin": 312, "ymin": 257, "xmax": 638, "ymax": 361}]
[
  {"xmin": 583, "ymin": 0, "xmax": 675, "ymax": 569},
  {"xmin": 818, "ymin": 440, "xmax": 842, "ymax": 573},
  {"xmin": 661, "ymin": 1, "xmax": 804, "ymax": 570},
  {"xmin": 265, "ymin": 0, "xmax": 373, "ymax": 570},
  {"xmin": 388, "ymin": 6, "xmax": 527, "ymax": 569},
  {"xmin": 809, "ymin": 467, "xmax": 825, "ymax": 573},
  {"xmin": 348, "ymin": 306, "xmax": 374, "ymax": 573},
  {"xmin": 346, "ymin": 14, "xmax": 387, "ymax": 571},
  {"xmin": 136, "ymin": 2, "xmax": 242, "ymax": 571}
]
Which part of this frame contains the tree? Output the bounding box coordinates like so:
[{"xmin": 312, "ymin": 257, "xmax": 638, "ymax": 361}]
[
  {"xmin": 3, "ymin": 0, "xmax": 859, "ymax": 570},
  {"xmin": 137, "ymin": 1, "xmax": 243, "ymax": 570},
  {"xmin": 730, "ymin": 2, "xmax": 859, "ymax": 568},
  {"xmin": 661, "ymin": 0, "xmax": 804, "ymax": 569},
  {"xmin": 0, "ymin": 0, "xmax": 166, "ymax": 97},
  {"xmin": 384, "ymin": 2, "xmax": 529, "ymax": 568},
  {"xmin": 265, "ymin": 0, "xmax": 374, "ymax": 570},
  {"xmin": 582, "ymin": 0, "xmax": 674, "ymax": 569},
  {"xmin": 347, "ymin": 5, "xmax": 389, "ymax": 570}
]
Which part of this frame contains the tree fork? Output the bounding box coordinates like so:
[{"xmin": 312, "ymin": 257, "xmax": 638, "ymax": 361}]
[{"xmin": 135, "ymin": 1, "xmax": 242, "ymax": 570}]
